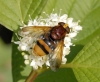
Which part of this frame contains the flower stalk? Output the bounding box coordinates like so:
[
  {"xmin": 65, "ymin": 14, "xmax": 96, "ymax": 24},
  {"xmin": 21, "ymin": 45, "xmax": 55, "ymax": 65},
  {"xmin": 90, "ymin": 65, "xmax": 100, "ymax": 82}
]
[{"xmin": 25, "ymin": 68, "xmax": 47, "ymax": 82}]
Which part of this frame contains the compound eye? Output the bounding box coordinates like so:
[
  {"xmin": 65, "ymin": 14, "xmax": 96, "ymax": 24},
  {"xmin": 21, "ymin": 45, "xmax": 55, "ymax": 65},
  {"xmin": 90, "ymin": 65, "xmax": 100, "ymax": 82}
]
[
  {"xmin": 58, "ymin": 22, "xmax": 65, "ymax": 26},
  {"xmin": 65, "ymin": 26, "xmax": 70, "ymax": 34}
]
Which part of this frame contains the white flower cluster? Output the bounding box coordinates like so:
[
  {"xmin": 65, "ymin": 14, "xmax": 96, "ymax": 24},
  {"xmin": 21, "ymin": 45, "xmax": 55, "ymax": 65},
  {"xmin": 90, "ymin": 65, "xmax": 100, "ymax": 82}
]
[{"xmin": 14, "ymin": 11, "xmax": 82, "ymax": 70}]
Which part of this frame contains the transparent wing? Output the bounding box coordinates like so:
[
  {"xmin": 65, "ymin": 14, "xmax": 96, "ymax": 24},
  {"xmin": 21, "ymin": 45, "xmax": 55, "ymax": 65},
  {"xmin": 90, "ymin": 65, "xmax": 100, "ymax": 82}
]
[
  {"xmin": 22, "ymin": 26, "xmax": 51, "ymax": 33},
  {"xmin": 20, "ymin": 26, "xmax": 52, "ymax": 41},
  {"xmin": 49, "ymin": 40, "xmax": 64, "ymax": 71}
]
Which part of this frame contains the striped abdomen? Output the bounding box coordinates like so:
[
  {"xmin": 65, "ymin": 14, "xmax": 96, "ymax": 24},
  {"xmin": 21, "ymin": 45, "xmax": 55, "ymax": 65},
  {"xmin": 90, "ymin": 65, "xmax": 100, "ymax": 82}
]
[{"xmin": 33, "ymin": 34, "xmax": 57, "ymax": 56}]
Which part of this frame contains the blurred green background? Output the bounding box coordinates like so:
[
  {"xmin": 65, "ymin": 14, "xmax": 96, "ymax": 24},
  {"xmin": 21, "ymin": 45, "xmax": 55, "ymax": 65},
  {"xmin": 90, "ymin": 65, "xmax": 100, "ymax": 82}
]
[{"xmin": 0, "ymin": 25, "xmax": 12, "ymax": 82}]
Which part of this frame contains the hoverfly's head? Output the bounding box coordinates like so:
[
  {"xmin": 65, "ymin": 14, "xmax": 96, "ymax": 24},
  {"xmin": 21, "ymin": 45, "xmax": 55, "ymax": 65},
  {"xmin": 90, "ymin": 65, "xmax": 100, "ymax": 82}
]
[
  {"xmin": 58, "ymin": 22, "xmax": 70, "ymax": 34},
  {"xmin": 50, "ymin": 22, "xmax": 70, "ymax": 40}
]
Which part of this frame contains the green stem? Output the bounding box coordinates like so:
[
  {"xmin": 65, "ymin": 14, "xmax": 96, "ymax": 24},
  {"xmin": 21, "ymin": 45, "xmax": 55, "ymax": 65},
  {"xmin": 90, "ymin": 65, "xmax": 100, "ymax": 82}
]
[
  {"xmin": 25, "ymin": 68, "xmax": 47, "ymax": 82},
  {"xmin": 25, "ymin": 63, "xmax": 72, "ymax": 82},
  {"xmin": 25, "ymin": 70, "xmax": 38, "ymax": 82},
  {"xmin": 60, "ymin": 63, "xmax": 73, "ymax": 68}
]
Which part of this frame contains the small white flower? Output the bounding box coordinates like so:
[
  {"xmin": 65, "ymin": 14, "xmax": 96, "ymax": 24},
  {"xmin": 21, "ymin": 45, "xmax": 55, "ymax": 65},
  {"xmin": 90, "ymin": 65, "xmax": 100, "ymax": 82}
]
[
  {"xmin": 66, "ymin": 18, "xmax": 74, "ymax": 27},
  {"xmin": 73, "ymin": 25, "xmax": 82, "ymax": 31},
  {"xmin": 63, "ymin": 47, "xmax": 70, "ymax": 56},
  {"xmin": 30, "ymin": 60, "xmax": 38, "ymax": 70},
  {"xmin": 46, "ymin": 60, "xmax": 50, "ymax": 66},
  {"xmin": 68, "ymin": 32, "xmax": 77, "ymax": 38},
  {"xmin": 62, "ymin": 56, "xmax": 67, "ymax": 64},
  {"xmin": 24, "ymin": 54, "xmax": 29, "ymax": 59},
  {"xmin": 24, "ymin": 60, "xmax": 30, "ymax": 65},
  {"xmin": 14, "ymin": 10, "xmax": 82, "ymax": 71},
  {"xmin": 20, "ymin": 45, "xmax": 27, "ymax": 51}
]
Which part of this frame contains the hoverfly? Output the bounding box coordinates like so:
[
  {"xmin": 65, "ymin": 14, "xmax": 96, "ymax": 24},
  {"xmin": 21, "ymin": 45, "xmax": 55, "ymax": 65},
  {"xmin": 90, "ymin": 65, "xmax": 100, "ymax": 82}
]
[{"xmin": 22, "ymin": 22, "xmax": 70, "ymax": 71}]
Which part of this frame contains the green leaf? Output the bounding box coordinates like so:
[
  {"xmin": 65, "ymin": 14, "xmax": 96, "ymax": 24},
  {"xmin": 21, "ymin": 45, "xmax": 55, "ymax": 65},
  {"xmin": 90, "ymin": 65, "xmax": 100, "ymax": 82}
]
[
  {"xmin": 71, "ymin": 35, "xmax": 100, "ymax": 82},
  {"xmin": 0, "ymin": 0, "xmax": 21, "ymax": 31},
  {"xmin": 35, "ymin": 68, "xmax": 77, "ymax": 82},
  {"xmin": 0, "ymin": 0, "xmax": 47, "ymax": 31}
]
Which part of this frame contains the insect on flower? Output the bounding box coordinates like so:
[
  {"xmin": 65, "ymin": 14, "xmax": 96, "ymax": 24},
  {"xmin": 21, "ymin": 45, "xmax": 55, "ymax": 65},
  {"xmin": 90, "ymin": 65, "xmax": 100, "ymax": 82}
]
[
  {"xmin": 21, "ymin": 22, "xmax": 70, "ymax": 71},
  {"xmin": 14, "ymin": 10, "xmax": 82, "ymax": 71}
]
